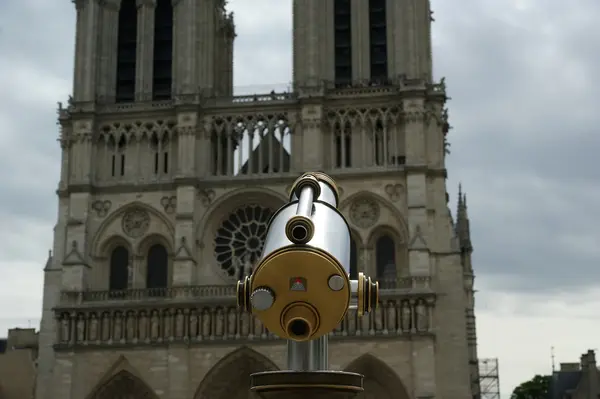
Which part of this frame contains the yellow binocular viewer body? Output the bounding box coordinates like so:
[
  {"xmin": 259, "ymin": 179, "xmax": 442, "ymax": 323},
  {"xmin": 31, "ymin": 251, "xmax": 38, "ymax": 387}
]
[{"xmin": 237, "ymin": 172, "xmax": 379, "ymax": 342}]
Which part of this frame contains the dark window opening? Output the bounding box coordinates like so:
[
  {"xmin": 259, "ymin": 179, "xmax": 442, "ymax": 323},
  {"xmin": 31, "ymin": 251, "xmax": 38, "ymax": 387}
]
[
  {"xmin": 118, "ymin": 135, "xmax": 126, "ymax": 176},
  {"xmin": 334, "ymin": 0, "xmax": 352, "ymax": 87},
  {"xmin": 210, "ymin": 132, "xmax": 229, "ymax": 175},
  {"xmin": 109, "ymin": 246, "xmax": 129, "ymax": 291},
  {"xmin": 152, "ymin": 0, "xmax": 173, "ymax": 100},
  {"xmin": 163, "ymin": 152, "xmax": 168, "ymax": 173},
  {"xmin": 111, "ymin": 155, "xmax": 116, "ymax": 177},
  {"xmin": 369, "ymin": 0, "xmax": 388, "ymax": 82},
  {"xmin": 350, "ymin": 237, "xmax": 358, "ymax": 279},
  {"xmin": 115, "ymin": 0, "xmax": 138, "ymax": 103},
  {"xmin": 146, "ymin": 244, "xmax": 168, "ymax": 296},
  {"xmin": 375, "ymin": 235, "xmax": 395, "ymax": 282},
  {"xmin": 154, "ymin": 153, "xmax": 159, "ymax": 174},
  {"xmin": 335, "ymin": 123, "xmax": 352, "ymax": 168},
  {"xmin": 374, "ymin": 120, "xmax": 384, "ymax": 166}
]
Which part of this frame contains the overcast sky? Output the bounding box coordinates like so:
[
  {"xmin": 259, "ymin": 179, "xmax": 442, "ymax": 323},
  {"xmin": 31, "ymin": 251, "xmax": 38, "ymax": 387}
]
[{"xmin": 0, "ymin": 0, "xmax": 598, "ymax": 398}]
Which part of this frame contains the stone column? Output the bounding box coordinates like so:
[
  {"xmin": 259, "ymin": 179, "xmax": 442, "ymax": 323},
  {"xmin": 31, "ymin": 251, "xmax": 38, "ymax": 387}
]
[
  {"xmin": 72, "ymin": 0, "xmax": 102, "ymax": 101},
  {"xmin": 172, "ymin": 111, "xmax": 198, "ymax": 287},
  {"xmin": 98, "ymin": 0, "xmax": 120, "ymax": 102},
  {"xmin": 135, "ymin": 0, "xmax": 156, "ymax": 101},
  {"xmin": 403, "ymin": 95, "xmax": 430, "ymax": 276},
  {"xmin": 173, "ymin": 0, "xmax": 198, "ymax": 95},
  {"xmin": 62, "ymin": 192, "xmax": 92, "ymax": 291},
  {"xmin": 351, "ymin": 0, "xmax": 369, "ymax": 81},
  {"xmin": 299, "ymin": 104, "xmax": 325, "ymax": 171},
  {"xmin": 195, "ymin": 0, "xmax": 216, "ymax": 95}
]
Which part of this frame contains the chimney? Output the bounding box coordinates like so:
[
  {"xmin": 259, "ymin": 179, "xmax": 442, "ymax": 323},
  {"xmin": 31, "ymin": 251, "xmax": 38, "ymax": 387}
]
[
  {"xmin": 587, "ymin": 350, "xmax": 596, "ymax": 368},
  {"xmin": 581, "ymin": 354, "xmax": 588, "ymax": 369}
]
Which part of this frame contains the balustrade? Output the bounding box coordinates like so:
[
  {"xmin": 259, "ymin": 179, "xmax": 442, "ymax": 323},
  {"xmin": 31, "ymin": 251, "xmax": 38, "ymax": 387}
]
[
  {"xmin": 54, "ymin": 292, "xmax": 435, "ymax": 350},
  {"xmin": 58, "ymin": 277, "xmax": 431, "ymax": 305}
]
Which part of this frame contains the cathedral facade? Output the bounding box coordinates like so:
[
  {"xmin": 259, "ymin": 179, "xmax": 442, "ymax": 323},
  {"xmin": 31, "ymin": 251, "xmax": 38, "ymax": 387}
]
[{"xmin": 35, "ymin": 0, "xmax": 479, "ymax": 398}]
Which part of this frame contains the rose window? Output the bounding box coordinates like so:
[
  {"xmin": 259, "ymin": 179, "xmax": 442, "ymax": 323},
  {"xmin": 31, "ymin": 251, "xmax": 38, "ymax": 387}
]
[{"xmin": 214, "ymin": 205, "xmax": 273, "ymax": 277}]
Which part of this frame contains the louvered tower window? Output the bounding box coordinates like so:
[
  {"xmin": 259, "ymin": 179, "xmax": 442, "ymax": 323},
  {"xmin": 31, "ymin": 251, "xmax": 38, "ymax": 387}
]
[
  {"xmin": 369, "ymin": 0, "xmax": 388, "ymax": 83},
  {"xmin": 334, "ymin": 0, "xmax": 352, "ymax": 87},
  {"xmin": 115, "ymin": 0, "xmax": 137, "ymax": 103},
  {"xmin": 152, "ymin": 0, "xmax": 173, "ymax": 100}
]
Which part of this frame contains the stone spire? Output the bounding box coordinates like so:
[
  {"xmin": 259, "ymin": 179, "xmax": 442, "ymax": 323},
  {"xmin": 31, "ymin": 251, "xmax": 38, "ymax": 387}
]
[
  {"xmin": 43, "ymin": 250, "xmax": 53, "ymax": 271},
  {"xmin": 455, "ymin": 184, "xmax": 472, "ymax": 252}
]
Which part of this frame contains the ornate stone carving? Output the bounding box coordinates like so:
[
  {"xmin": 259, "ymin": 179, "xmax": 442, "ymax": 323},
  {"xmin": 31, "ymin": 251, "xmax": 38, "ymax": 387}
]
[
  {"xmin": 55, "ymin": 282, "xmax": 435, "ymax": 348},
  {"xmin": 349, "ymin": 198, "xmax": 379, "ymax": 228},
  {"xmin": 91, "ymin": 200, "xmax": 111, "ymax": 217},
  {"xmin": 121, "ymin": 208, "xmax": 150, "ymax": 238},
  {"xmin": 198, "ymin": 189, "xmax": 215, "ymax": 207},
  {"xmin": 384, "ymin": 184, "xmax": 403, "ymax": 202},
  {"xmin": 214, "ymin": 205, "xmax": 273, "ymax": 278},
  {"xmin": 160, "ymin": 196, "xmax": 176, "ymax": 214}
]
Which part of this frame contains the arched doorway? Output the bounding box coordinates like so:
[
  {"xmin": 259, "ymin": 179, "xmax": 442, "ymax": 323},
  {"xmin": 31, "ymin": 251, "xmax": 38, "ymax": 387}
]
[
  {"xmin": 193, "ymin": 347, "xmax": 278, "ymax": 399},
  {"xmin": 87, "ymin": 370, "xmax": 158, "ymax": 399},
  {"xmin": 344, "ymin": 354, "xmax": 411, "ymax": 399}
]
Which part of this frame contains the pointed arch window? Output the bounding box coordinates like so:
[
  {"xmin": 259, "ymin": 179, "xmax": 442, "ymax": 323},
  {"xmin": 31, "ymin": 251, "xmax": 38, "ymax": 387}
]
[
  {"xmin": 335, "ymin": 122, "xmax": 352, "ymax": 168},
  {"xmin": 146, "ymin": 244, "xmax": 168, "ymax": 295},
  {"xmin": 115, "ymin": 0, "xmax": 137, "ymax": 103},
  {"xmin": 109, "ymin": 246, "xmax": 129, "ymax": 291},
  {"xmin": 373, "ymin": 120, "xmax": 384, "ymax": 166},
  {"xmin": 350, "ymin": 237, "xmax": 358, "ymax": 279},
  {"xmin": 334, "ymin": 0, "xmax": 352, "ymax": 87},
  {"xmin": 150, "ymin": 133, "xmax": 170, "ymax": 175},
  {"xmin": 369, "ymin": 0, "xmax": 388, "ymax": 83},
  {"xmin": 152, "ymin": 0, "xmax": 173, "ymax": 100},
  {"xmin": 375, "ymin": 235, "xmax": 396, "ymax": 281}
]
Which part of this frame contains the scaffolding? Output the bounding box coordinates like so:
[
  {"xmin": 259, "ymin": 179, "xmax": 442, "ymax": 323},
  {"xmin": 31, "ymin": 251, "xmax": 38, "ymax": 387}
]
[{"xmin": 479, "ymin": 358, "xmax": 500, "ymax": 399}]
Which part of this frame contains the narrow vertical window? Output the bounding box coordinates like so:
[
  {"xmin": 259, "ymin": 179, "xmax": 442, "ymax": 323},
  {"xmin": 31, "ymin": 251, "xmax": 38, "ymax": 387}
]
[
  {"xmin": 109, "ymin": 246, "xmax": 129, "ymax": 291},
  {"xmin": 334, "ymin": 0, "xmax": 352, "ymax": 87},
  {"xmin": 152, "ymin": 0, "xmax": 173, "ymax": 100},
  {"xmin": 115, "ymin": 0, "xmax": 137, "ymax": 103},
  {"xmin": 369, "ymin": 0, "xmax": 388, "ymax": 83}
]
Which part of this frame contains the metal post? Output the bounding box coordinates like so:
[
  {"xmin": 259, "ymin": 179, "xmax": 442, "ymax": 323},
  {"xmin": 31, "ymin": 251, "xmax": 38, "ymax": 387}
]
[{"xmin": 287, "ymin": 335, "xmax": 328, "ymax": 371}]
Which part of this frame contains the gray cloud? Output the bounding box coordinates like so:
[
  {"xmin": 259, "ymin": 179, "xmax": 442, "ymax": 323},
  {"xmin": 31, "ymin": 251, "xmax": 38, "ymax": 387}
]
[{"xmin": 433, "ymin": 0, "xmax": 600, "ymax": 292}]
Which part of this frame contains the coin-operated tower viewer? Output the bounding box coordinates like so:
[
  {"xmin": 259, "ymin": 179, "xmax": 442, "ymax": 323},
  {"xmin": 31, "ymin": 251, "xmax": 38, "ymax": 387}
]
[{"xmin": 237, "ymin": 172, "xmax": 379, "ymax": 398}]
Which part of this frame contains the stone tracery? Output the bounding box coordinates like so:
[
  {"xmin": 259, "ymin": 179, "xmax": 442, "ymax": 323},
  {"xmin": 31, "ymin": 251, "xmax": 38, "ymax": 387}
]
[
  {"xmin": 206, "ymin": 113, "xmax": 294, "ymax": 177},
  {"xmin": 214, "ymin": 204, "xmax": 273, "ymax": 278},
  {"xmin": 94, "ymin": 119, "xmax": 178, "ymax": 182},
  {"xmin": 325, "ymin": 106, "xmax": 404, "ymax": 170}
]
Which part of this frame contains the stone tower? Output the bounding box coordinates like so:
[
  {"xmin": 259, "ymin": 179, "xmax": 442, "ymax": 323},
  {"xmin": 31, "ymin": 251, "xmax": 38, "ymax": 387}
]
[{"xmin": 35, "ymin": 0, "xmax": 476, "ymax": 398}]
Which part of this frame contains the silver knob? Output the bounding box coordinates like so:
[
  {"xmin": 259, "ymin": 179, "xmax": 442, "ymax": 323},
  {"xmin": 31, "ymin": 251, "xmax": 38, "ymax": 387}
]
[
  {"xmin": 328, "ymin": 274, "xmax": 345, "ymax": 291},
  {"xmin": 250, "ymin": 287, "xmax": 275, "ymax": 311}
]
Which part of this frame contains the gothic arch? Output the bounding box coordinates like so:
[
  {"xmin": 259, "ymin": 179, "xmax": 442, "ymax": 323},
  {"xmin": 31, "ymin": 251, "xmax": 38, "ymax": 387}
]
[
  {"xmin": 195, "ymin": 187, "xmax": 287, "ymax": 240},
  {"xmin": 91, "ymin": 201, "xmax": 175, "ymax": 258},
  {"xmin": 136, "ymin": 234, "xmax": 172, "ymax": 290},
  {"xmin": 344, "ymin": 354, "xmax": 411, "ymax": 399},
  {"xmin": 193, "ymin": 346, "xmax": 279, "ymax": 399},
  {"xmin": 135, "ymin": 233, "xmax": 173, "ymax": 257},
  {"xmin": 367, "ymin": 224, "xmax": 408, "ymax": 281},
  {"xmin": 85, "ymin": 355, "xmax": 158, "ymax": 399},
  {"xmin": 98, "ymin": 234, "xmax": 132, "ymax": 259},
  {"xmin": 340, "ymin": 190, "xmax": 408, "ymax": 241}
]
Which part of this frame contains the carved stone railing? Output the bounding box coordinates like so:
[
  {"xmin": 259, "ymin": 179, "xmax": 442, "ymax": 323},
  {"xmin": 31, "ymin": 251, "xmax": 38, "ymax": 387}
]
[
  {"xmin": 58, "ymin": 277, "xmax": 431, "ymax": 306},
  {"xmin": 60, "ymin": 284, "xmax": 235, "ymax": 305},
  {"xmin": 53, "ymin": 290, "xmax": 435, "ymax": 350}
]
